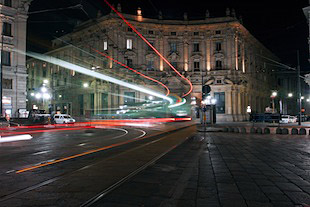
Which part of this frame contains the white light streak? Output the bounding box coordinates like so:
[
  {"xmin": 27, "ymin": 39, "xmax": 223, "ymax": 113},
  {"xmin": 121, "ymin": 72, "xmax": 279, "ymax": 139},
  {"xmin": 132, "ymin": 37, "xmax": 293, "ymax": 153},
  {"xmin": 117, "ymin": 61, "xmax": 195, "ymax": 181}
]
[
  {"xmin": 0, "ymin": 134, "xmax": 33, "ymax": 143},
  {"xmin": 168, "ymin": 98, "xmax": 186, "ymax": 108},
  {"xmin": 24, "ymin": 51, "xmax": 173, "ymax": 104}
]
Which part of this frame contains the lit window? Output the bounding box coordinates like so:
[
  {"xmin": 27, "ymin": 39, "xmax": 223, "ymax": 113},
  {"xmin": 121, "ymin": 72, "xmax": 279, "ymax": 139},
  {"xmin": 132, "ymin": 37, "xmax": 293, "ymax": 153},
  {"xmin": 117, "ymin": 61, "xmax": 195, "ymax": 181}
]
[
  {"xmin": 103, "ymin": 41, "xmax": 108, "ymax": 51},
  {"xmin": 126, "ymin": 39, "xmax": 133, "ymax": 50}
]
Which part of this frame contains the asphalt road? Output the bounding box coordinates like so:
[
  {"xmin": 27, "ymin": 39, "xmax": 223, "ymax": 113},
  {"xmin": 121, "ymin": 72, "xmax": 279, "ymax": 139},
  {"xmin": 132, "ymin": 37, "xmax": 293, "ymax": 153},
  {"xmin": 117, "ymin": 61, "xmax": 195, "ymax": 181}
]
[{"xmin": 0, "ymin": 121, "xmax": 195, "ymax": 206}]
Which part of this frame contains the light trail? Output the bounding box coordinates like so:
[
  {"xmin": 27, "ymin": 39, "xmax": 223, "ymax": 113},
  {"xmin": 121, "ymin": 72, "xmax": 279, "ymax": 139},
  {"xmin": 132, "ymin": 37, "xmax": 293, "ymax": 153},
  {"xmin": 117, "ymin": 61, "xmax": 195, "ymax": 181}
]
[
  {"xmin": 91, "ymin": 48, "xmax": 170, "ymax": 96},
  {"xmin": 22, "ymin": 51, "xmax": 173, "ymax": 104},
  {"xmin": 102, "ymin": 0, "xmax": 193, "ymax": 97},
  {"xmin": 168, "ymin": 98, "xmax": 187, "ymax": 108}
]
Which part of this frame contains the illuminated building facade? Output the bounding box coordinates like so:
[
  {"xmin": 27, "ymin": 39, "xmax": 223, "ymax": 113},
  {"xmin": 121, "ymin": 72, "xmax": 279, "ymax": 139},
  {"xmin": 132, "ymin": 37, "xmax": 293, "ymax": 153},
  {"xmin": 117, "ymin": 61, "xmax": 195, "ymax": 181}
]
[
  {"xmin": 27, "ymin": 6, "xmax": 279, "ymax": 121},
  {"xmin": 0, "ymin": 0, "xmax": 31, "ymax": 117}
]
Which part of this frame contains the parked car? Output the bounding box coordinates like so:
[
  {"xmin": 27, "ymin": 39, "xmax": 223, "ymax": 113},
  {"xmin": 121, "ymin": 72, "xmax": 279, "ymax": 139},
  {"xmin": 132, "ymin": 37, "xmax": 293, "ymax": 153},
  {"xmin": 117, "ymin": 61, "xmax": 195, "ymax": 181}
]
[
  {"xmin": 280, "ymin": 115, "xmax": 296, "ymax": 124},
  {"xmin": 53, "ymin": 114, "xmax": 75, "ymax": 124}
]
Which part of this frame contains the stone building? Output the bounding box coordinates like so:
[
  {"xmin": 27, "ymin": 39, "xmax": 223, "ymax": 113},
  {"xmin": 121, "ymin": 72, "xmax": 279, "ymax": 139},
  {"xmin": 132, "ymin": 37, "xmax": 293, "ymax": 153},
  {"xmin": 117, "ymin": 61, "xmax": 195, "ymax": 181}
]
[
  {"xmin": 27, "ymin": 6, "xmax": 279, "ymax": 121},
  {"xmin": 0, "ymin": 0, "xmax": 31, "ymax": 117}
]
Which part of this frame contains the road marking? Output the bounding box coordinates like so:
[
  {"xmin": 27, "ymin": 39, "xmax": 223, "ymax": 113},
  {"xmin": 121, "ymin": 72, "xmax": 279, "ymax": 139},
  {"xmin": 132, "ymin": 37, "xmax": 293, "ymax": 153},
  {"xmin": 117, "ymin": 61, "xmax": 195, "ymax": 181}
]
[
  {"xmin": 78, "ymin": 143, "xmax": 87, "ymax": 146},
  {"xmin": 15, "ymin": 128, "xmax": 146, "ymax": 174},
  {"xmin": 32, "ymin": 150, "xmax": 50, "ymax": 155}
]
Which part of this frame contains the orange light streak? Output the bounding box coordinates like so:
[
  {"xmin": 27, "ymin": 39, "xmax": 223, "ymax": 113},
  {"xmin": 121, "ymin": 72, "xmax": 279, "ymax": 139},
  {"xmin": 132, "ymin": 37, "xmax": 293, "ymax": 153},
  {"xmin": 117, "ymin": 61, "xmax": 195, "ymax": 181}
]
[{"xmin": 102, "ymin": 0, "xmax": 193, "ymax": 97}]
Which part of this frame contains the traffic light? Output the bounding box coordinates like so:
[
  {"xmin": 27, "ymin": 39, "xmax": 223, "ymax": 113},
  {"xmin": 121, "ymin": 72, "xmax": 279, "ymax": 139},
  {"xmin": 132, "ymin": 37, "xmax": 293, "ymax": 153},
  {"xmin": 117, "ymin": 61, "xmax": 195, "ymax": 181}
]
[{"xmin": 202, "ymin": 85, "xmax": 211, "ymax": 99}]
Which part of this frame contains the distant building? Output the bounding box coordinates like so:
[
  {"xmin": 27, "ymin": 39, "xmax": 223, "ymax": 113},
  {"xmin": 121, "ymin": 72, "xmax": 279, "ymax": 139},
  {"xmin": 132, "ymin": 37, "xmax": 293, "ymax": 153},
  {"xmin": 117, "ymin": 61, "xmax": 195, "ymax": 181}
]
[
  {"xmin": 303, "ymin": 1, "xmax": 310, "ymax": 63},
  {"xmin": 0, "ymin": 0, "xmax": 31, "ymax": 117},
  {"xmin": 27, "ymin": 6, "xmax": 279, "ymax": 121}
]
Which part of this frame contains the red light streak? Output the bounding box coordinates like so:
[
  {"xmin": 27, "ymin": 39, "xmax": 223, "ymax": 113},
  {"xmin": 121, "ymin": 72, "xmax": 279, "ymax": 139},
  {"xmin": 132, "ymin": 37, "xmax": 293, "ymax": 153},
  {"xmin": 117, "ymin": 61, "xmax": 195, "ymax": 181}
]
[
  {"xmin": 91, "ymin": 48, "xmax": 170, "ymax": 96},
  {"xmin": 102, "ymin": 0, "xmax": 193, "ymax": 97}
]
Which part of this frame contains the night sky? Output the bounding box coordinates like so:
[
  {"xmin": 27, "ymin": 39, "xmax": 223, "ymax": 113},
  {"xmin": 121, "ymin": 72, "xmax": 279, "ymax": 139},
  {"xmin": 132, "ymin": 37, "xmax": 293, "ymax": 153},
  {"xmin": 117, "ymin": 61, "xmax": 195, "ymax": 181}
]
[{"xmin": 27, "ymin": 0, "xmax": 310, "ymax": 71}]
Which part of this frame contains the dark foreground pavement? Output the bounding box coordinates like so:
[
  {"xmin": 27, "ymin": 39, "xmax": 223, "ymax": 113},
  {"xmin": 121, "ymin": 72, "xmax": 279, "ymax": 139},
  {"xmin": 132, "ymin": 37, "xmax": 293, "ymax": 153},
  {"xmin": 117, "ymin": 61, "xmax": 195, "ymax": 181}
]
[{"xmin": 93, "ymin": 131, "xmax": 310, "ymax": 207}]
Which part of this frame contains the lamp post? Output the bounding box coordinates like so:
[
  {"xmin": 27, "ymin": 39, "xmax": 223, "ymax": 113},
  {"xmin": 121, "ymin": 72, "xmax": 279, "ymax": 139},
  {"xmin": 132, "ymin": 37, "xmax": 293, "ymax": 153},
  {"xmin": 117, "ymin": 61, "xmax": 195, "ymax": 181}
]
[{"xmin": 271, "ymin": 91, "xmax": 277, "ymax": 113}]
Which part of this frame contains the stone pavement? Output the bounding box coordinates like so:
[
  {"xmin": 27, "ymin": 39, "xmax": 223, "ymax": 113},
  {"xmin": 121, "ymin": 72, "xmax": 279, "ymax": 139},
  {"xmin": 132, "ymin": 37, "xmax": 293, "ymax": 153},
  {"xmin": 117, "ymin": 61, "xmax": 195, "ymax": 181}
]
[{"xmin": 94, "ymin": 131, "xmax": 310, "ymax": 207}]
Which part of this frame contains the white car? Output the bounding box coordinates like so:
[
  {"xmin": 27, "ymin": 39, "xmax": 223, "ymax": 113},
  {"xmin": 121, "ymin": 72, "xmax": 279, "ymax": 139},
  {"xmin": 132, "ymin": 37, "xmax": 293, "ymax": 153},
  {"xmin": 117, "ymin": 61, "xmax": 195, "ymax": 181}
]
[
  {"xmin": 53, "ymin": 114, "xmax": 75, "ymax": 124},
  {"xmin": 280, "ymin": 115, "xmax": 296, "ymax": 124}
]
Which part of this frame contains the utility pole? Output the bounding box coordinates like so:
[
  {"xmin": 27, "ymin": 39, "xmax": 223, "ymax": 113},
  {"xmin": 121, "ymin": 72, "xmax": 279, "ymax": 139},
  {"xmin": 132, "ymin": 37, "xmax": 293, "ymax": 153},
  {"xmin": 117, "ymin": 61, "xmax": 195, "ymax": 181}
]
[{"xmin": 297, "ymin": 50, "xmax": 302, "ymax": 126}]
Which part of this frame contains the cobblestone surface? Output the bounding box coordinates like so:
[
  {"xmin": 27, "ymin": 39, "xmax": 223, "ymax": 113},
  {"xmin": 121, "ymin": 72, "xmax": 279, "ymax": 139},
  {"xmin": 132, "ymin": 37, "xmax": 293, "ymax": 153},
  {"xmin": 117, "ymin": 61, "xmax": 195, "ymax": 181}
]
[{"xmin": 94, "ymin": 132, "xmax": 310, "ymax": 207}]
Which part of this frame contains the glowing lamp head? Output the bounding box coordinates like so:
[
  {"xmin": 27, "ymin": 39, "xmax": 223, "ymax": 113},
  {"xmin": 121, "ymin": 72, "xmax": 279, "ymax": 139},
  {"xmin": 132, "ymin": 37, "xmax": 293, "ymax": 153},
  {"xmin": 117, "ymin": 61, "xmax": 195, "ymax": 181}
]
[
  {"xmin": 288, "ymin": 93, "xmax": 293, "ymax": 98},
  {"xmin": 271, "ymin": 91, "xmax": 277, "ymax": 98},
  {"xmin": 83, "ymin": 83, "xmax": 89, "ymax": 88},
  {"xmin": 41, "ymin": 87, "xmax": 47, "ymax": 93},
  {"xmin": 35, "ymin": 93, "xmax": 42, "ymax": 99}
]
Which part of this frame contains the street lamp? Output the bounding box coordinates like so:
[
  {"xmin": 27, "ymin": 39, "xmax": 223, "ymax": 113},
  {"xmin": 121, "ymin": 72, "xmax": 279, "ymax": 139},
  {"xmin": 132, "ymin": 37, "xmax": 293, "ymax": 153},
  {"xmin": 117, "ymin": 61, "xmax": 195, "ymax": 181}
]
[
  {"xmin": 83, "ymin": 83, "xmax": 89, "ymax": 88},
  {"xmin": 270, "ymin": 91, "xmax": 277, "ymax": 113},
  {"xmin": 288, "ymin": 93, "xmax": 293, "ymax": 98}
]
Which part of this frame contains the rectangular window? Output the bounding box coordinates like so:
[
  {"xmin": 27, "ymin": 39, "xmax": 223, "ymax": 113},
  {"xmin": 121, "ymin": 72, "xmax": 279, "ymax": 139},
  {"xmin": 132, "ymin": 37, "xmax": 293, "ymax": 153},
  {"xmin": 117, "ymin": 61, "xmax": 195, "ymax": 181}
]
[
  {"xmin": 216, "ymin": 60, "xmax": 222, "ymax": 69},
  {"xmin": 194, "ymin": 32, "xmax": 199, "ymax": 36},
  {"xmin": 214, "ymin": 92, "xmax": 225, "ymax": 114},
  {"xmin": 171, "ymin": 32, "xmax": 177, "ymax": 36},
  {"xmin": 171, "ymin": 62, "xmax": 177, "ymax": 69},
  {"xmin": 194, "ymin": 60, "xmax": 200, "ymax": 71},
  {"xmin": 103, "ymin": 41, "xmax": 108, "ymax": 50},
  {"xmin": 43, "ymin": 69, "xmax": 47, "ymax": 77},
  {"xmin": 4, "ymin": 0, "xmax": 12, "ymax": 7},
  {"xmin": 215, "ymin": 30, "xmax": 221, "ymax": 35},
  {"xmin": 170, "ymin": 42, "xmax": 177, "ymax": 53},
  {"xmin": 147, "ymin": 58, "xmax": 154, "ymax": 71},
  {"xmin": 148, "ymin": 41, "xmax": 154, "ymax": 51},
  {"xmin": 148, "ymin": 30, "xmax": 154, "ymax": 35},
  {"xmin": 3, "ymin": 78, "xmax": 12, "ymax": 89},
  {"xmin": 3, "ymin": 22, "xmax": 12, "ymax": 36},
  {"xmin": 126, "ymin": 58, "xmax": 133, "ymax": 67},
  {"xmin": 126, "ymin": 39, "xmax": 133, "ymax": 50},
  {"xmin": 193, "ymin": 43, "xmax": 200, "ymax": 52},
  {"xmin": 101, "ymin": 93, "xmax": 108, "ymax": 109},
  {"xmin": 124, "ymin": 92, "xmax": 135, "ymax": 104},
  {"xmin": 2, "ymin": 51, "xmax": 11, "ymax": 66},
  {"xmin": 216, "ymin": 42, "xmax": 222, "ymax": 51}
]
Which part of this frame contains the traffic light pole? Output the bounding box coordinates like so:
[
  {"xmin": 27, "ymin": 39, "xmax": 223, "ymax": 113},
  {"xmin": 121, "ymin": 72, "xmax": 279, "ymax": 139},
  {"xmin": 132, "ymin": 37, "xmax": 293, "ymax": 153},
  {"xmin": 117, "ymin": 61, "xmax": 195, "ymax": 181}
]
[
  {"xmin": 297, "ymin": 50, "xmax": 301, "ymax": 126},
  {"xmin": 0, "ymin": 32, "xmax": 3, "ymax": 117}
]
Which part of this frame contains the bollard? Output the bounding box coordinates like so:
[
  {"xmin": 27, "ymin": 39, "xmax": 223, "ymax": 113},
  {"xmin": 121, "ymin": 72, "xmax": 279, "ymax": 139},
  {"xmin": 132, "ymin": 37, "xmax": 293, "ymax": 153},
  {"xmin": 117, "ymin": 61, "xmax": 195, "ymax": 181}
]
[
  {"xmin": 256, "ymin": 127, "xmax": 262, "ymax": 134},
  {"xmin": 250, "ymin": 127, "xmax": 256, "ymax": 134},
  {"xmin": 241, "ymin": 127, "xmax": 246, "ymax": 134},
  {"xmin": 276, "ymin": 128, "xmax": 282, "ymax": 134},
  {"xmin": 291, "ymin": 128, "xmax": 298, "ymax": 135},
  {"xmin": 264, "ymin": 128, "xmax": 270, "ymax": 134},
  {"xmin": 299, "ymin": 128, "xmax": 306, "ymax": 135},
  {"xmin": 282, "ymin": 128, "xmax": 289, "ymax": 135}
]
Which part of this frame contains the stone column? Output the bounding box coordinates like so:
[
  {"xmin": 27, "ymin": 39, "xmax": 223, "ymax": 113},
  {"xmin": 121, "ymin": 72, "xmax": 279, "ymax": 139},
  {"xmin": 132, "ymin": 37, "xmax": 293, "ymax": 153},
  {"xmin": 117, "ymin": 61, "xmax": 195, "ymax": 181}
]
[{"xmin": 226, "ymin": 88, "xmax": 232, "ymax": 115}]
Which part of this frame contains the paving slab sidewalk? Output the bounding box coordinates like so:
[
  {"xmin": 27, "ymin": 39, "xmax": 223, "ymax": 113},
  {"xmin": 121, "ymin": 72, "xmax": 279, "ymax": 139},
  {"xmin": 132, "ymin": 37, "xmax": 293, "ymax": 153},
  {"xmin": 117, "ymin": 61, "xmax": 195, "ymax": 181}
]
[{"xmin": 93, "ymin": 132, "xmax": 310, "ymax": 207}]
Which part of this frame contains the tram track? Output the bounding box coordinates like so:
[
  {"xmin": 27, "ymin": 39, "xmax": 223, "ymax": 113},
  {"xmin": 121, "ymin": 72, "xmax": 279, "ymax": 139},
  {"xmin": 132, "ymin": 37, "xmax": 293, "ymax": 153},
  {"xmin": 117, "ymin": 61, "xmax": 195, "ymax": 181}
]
[{"xmin": 0, "ymin": 124, "xmax": 195, "ymax": 206}]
